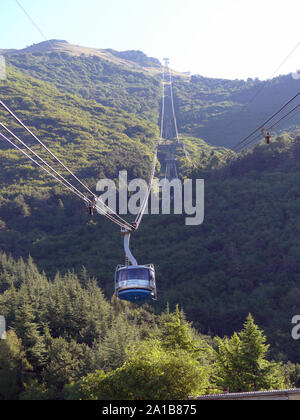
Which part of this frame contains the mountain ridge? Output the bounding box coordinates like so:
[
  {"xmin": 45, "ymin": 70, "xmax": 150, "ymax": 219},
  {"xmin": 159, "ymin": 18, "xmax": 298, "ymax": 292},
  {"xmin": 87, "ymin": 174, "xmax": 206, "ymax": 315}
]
[
  {"xmin": 0, "ymin": 39, "xmax": 177, "ymax": 77},
  {"xmin": 2, "ymin": 40, "xmax": 299, "ymax": 147}
]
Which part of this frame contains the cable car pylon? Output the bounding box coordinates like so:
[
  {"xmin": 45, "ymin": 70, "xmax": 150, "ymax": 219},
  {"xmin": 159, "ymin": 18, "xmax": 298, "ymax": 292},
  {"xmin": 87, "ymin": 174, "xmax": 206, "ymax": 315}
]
[{"xmin": 158, "ymin": 58, "xmax": 193, "ymax": 179}]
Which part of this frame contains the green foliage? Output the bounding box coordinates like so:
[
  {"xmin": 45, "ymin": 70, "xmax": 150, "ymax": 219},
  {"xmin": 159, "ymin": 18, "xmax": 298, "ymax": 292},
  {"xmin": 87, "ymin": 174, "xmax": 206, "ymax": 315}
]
[
  {"xmin": 0, "ymin": 330, "xmax": 33, "ymax": 400},
  {"xmin": 67, "ymin": 340, "xmax": 210, "ymax": 400},
  {"xmin": 173, "ymin": 74, "xmax": 300, "ymax": 147},
  {"xmin": 0, "ymin": 255, "xmax": 165, "ymax": 399},
  {"xmin": 0, "ymin": 256, "xmax": 289, "ymax": 399},
  {"xmin": 213, "ymin": 314, "xmax": 285, "ymax": 392},
  {"xmin": 281, "ymin": 362, "xmax": 300, "ymax": 389},
  {"xmin": 159, "ymin": 305, "xmax": 205, "ymax": 357},
  {"xmin": 5, "ymin": 51, "xmax": 162, "ymax": 123}
]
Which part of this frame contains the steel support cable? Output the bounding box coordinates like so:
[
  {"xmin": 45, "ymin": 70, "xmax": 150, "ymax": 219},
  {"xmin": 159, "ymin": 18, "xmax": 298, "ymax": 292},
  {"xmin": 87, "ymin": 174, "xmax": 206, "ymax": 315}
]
[
  {"xmin": 13, "ymin": 2, "xmax": 135, "ymax": 232},
  {"xmin": 269, "ymin": 103, "xmax": 300, "ymax": 130},
  {"xmin": 133, "ymin": 62, "xmax": 168, "ymax": 229},
  {"xmin": 232, "ymin": 91, "xmax": 300, "ymax": 152},
  {"xmin": 234, "ymin": 103, "xmax": 300, "ymax": 152},
  {"xmin": 0, "ymin": 131, "xmax": 90, "ymax": 203},
  {"xmin": 0, "ymin": 100, "xmax": 133, "ymax": 229},
  {"xmin": 134, "ymin": 148, "xmax": 158, "ymax": 229},
  {"xmin": 16, "ymin": 0, "xmax": 49, "ymax": 43},
  {"xmin": 222, "ymin": 40, "xmax": 300, "ymax": 135},
  {"xmin": 0, "ymin": 128, "xmax": 133, "ymax": 230},
  {"xmin": 0, "ymin": 99, "xmax": 96, "ymax": 197},
  {"xmin": 134, "ymin": 59, "xmax": 195, "ymax": 227},
  {"xmin": 94, "ymin": 202, "xmax": 133, "ymax": 230},
  {"xmin": 0, "ymin": 123, "xmax": 133, "ymax": 229},
  {"xmin": 15, "ymin": 0, "xmax": 80, "ymax": 83},
  {"xmin": 0, "ymin": 123, "xmax": 88, "ymax": 202},
  {"xmin": 167, "ymin": 65, "xmax": 193, "ymax": 164},
  {"xmin": 248, "ymin": 41, "xmax": 300, "ymax": 105},
  {"xmin": 168, "ymin": 66, "xmax": 180, "ymax": 143},
  {"xmin": 225, "ymin": 98, "xmax": 300, "ymax": 162},
  {"xmin": 160, "ymin": 66, "xmax": 166, "ymax": 142},
  {"xmin": 282, "ymin": 108, "xmax": 300, "ymax": 125}
]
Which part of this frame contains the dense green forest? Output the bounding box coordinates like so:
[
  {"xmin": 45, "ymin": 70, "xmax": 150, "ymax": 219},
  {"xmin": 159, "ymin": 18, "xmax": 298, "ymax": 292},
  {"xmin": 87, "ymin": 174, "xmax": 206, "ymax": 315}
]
[
  {"xmin": 0, "ymin": 41, "xmax": 300, "ymax": 399},
  {"xmin": 0, "ymin": 255, "xmax": 293, "ymax": 399}
]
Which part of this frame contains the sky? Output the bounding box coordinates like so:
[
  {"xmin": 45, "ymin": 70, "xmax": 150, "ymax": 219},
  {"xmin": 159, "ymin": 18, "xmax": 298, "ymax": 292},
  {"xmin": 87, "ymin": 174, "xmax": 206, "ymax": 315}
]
[{"xmin": 1, "ymin": 0, "xmax": 299, "ymax": 80}]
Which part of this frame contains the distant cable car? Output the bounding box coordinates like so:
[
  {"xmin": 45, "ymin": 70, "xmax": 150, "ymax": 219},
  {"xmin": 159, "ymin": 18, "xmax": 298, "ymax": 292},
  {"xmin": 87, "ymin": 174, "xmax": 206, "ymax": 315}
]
[
  {"xmin": 114, "ymin": 228, "xmax": 157, "ymax": 302},
  {"xmin": 261, "ymin": 127, "xmax": 272, "ymax": 144}
]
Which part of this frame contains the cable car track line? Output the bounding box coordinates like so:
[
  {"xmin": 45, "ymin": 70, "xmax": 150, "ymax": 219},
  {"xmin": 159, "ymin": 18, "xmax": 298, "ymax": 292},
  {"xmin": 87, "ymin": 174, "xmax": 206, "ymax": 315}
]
[
  {"xmin": 15, "ymin": 0, "xmax": 80, "ymax": 84},
  {"xmin": 0, "ymin": 128, "xmax": 134, "ymax": 230},
  {"xmin": 222, "ymin": 40, "xmax": 300, "ymax": 135},
  {"xmin": 234, "ymin": 102, "xmax": 300, "ymax": 151},
  {"xmin": 0, "ymin": 127, "xmax": 134, "ymax": 229},
  {"xmin": 0, "ymin": 131, "xmax": 90, "ymax": 203},
  {"xmin": 0, "ymin": 100, "xmax": 134, "ymax": 230},
  {"xmin": 248, "ymin": 40, "xmax": 300, "ymax": 105},
  {"xmin": 232, "ymin": 91, "xmax": 300, "ymax": 152},
  {"xmin": 269, "ymin": 103, "xmax": 300, "ymax": 130},
  {"xmin": 0, "ymin": 122, "xmax": 89, "ymax": 203},
  {"xmin": 0, "ymin": 99, "xmax": 95, "ymax": 198},
  {"xmin": 15, "ymin": 0, "xmax": 49, "ymax": 44},
  {"xmin": 134, "ymin": 148, "xmax": 158, "ymax": 229}
]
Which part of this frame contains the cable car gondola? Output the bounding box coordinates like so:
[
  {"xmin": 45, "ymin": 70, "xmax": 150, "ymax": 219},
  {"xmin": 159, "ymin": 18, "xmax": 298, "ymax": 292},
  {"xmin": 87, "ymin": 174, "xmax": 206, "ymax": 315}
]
[
  {"xmin": 114, "ymin": 228, "xmax": 157, "ymax": 302},
  {"xmin": 115, "ymin": 264, "xmax": 157, "ymax": 302}
]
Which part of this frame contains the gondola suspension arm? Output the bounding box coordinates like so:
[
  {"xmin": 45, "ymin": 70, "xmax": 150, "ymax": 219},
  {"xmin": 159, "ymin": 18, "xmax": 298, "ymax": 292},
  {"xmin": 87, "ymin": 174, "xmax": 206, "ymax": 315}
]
[{"xmin": 121, "ymin": 228, "xmax": 138, "ymax": 266}]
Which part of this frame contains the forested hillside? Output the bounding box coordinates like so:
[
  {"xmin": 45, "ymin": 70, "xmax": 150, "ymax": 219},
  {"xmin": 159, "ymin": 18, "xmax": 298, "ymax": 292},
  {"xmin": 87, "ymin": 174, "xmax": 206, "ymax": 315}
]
[
  {"xmin": 0, "ymin": 256, "xmax": 290, "ymax": 399},
  {"xmin": 174, "ymin": 73, "xmax": 300, "ymax": 146},
  {"xmin": 2, "ymin": 40, "xmax": 300, "ymax": 147},
  {"xmin": 1, "ymin": 40, "xmax": 300, "ymax": 399}
]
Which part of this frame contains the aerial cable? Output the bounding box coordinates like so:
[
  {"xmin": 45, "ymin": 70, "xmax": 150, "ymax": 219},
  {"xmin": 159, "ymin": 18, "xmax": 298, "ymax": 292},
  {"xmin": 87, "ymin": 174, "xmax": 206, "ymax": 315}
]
[
  {"xmin": 94, "ymin": 201, "xmax": 134, "ymax": 230},
  {"xmin": 15, "ymin": 0, "xmax": 80, "ymax": 83},
  {"xmin": 0, "ymin": 131, "xmax": 90, "ymax": 203},
  {"xmin": 234, "ymin": 102, "xmax": 300, "ymax": 152},
  {"xmin": 234, "ymin": 102, "xmax": 300, "ymax": 151},
  {"xmin": 15, "ymin": 0, "xmax": 49, "ymax": 44},
  {"xmin": 232, "ymin": 91, "xmax": 300, "ymax": 152},
  {"xmin": 0, "ymin": 99, "xmax": 96, "ymax": 198},
  {"xmin": 220, "ymin": 40, "xmax": 300, "ymax": 138},
  {"xmin": 0, "ymin": 126, "xmax": 134, "ymax": 230},
  {"xmin": 168, "ymin": 65, "xmax": 180, "ymax": 143},
  {"xmin": 248, "ymin": 40, "xmax": 300, "ymax": 105},
  {"xmin": 12, "ymin": 2, "xmax": 141, "ymax": 233},
  {"xmin": 0, "ymin": 122, "xmax": 89, "ymax": 203},
  {"xmin": 269, "ymin": 103, "xmax": 300, "ymax": 131},
  {"xmin": 165, "ymin": 62, "xmax": 193, "ymax": 164},
  {"xmin": 134, "ymin": 147, "xmax": 158, "ymax": 229},
  {"xmin": 282, "ymin": 107, "xmax": 300, "ymax": 126},
  {"xmin": 134, "ymin": 58, "xmax": 196, "ymax": 228},
  {"xmin": 160, "ymin": 64, "xmax": 166, "ymax": 142},
  {"xmin": 133, "ymin": 62, "xmax": 170, "ymax": 229},
  {"xmin": 0, "ymin": 108, "xmax": 134, "ymax": 230}
]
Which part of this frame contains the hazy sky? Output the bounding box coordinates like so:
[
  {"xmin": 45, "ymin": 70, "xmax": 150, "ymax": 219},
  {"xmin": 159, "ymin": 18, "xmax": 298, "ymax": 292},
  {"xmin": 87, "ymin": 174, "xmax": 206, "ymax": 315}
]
[{"xmin": 1, "ymin": 0, "xmax": 299, "ymax": 80}]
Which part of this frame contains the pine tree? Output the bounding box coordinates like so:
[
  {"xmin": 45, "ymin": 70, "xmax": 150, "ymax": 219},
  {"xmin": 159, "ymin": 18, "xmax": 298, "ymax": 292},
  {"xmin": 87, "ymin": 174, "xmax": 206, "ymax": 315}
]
[
  {"xmin": 13, "ymin": 299, "xmax": 47, "ymax": 372},
  {"xmin": 160, "ymin": 305, "xmax": 204, "ymax": 357},
  {"xmin": 0, "ymin": 330, "xmax": 33, "ymax": 400},
  {"xmin": 214, "ymin": 314, "xmax": 285, "ymax": 392}
]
